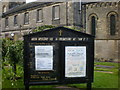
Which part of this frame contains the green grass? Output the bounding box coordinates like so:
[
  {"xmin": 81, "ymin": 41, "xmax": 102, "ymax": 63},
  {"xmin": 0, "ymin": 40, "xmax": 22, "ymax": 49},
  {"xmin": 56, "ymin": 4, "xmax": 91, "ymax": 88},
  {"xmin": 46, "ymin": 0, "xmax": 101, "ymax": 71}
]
[
  {"xmin": 94, "ymin": 67, "xmax": 118, "ymax": 74},
  {"xmin": 94, "ymin": 61, "xmax": 119, "ymax": 68},
  {"xmin": 93, "ymin": 61, "xmax": 119, "ymax": 88},
  {"xmin": 94, "ymin": 61, "xmax": 119, "ymax": 75},
  {"xmin": 93, "ymin": 72, "xmax": 118, "ymax": 88},
  {"xmin": 68, "ymin": 71, "xmax": 118, "ymax": 88},
  {"xmin": 2, "ymin": 61, "xmax": 119, "ymax": 89},
  {"xmin": 2, "ymin": 79, "xmax": 24, "ymax": 88}
]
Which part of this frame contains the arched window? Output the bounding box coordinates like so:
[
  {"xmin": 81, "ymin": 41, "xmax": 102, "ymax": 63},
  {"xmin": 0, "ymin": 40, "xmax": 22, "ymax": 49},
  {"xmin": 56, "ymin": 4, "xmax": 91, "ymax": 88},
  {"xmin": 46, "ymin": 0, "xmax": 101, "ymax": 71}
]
[
  {"xmin": 5, "ymin": 17, "xmax": 9, "ymax": 27},
  {"xmin": 107, "ymin": 11, "xmax": 118, "ymax": 36},
  {"xmin": 14, "ymin": 15, "xmax": 18, "ymax": 26},
  {"xmin": 24, "ymin": 12, "xmax": 29, "ymax": 24},
  {"xmin": 3, "ymin": 6, "xmax": 6, "ymax": 13},
  {"xmin": 110, "ymin": 14, "xmax": 116, "ymax": 35},
  {"xmin": 53, "ymin": 5, "xmax": 60, "ymax": 20},
  {"xmin": 37, "ymin": 9, "xmax": 43, "ymax": 22},
  {"xmin": 91, "ymin": 16, "xmax": 96, "ymax": 36}
]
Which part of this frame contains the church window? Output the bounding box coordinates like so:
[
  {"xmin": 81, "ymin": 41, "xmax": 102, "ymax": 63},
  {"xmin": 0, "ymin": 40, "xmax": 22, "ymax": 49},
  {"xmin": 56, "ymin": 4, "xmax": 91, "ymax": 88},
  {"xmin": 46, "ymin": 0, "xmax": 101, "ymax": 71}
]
[
  {"xmin": 110, "ymin": 14, "xmax": 116, "ymax": 35},
  {"xmin": 53, "ymin": 5, "xmax": 60, "ymax": 20},
  {"xmin": 3, "ymin": 6, "xmax": 6, "ymax": 13},
  {"xmin": 24, "ymin": 12, "xmax": 29, "ymax": 24},
  {"xmin": 5, "ymin": 17, "xmax": 9, "ymax": 27},
  {"xmin": 14, "ymin": 15, "xmax": 18, "ymax": 26},
  {"xmin": 91, "ymin": 16, "xmax": 96, "ymax": 36},
  {"xmin": 37, "ymin": 9, "xmax": 43, "ymax": 22}
]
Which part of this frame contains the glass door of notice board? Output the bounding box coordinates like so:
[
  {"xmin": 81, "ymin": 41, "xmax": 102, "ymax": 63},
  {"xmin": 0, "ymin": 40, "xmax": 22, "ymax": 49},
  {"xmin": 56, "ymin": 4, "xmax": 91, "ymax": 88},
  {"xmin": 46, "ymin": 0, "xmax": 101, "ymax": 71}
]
[
  {"xmin": 27, "ymin": 42, "xmax": 60, "ymax": 84},
  {"xmin": 60, "ymin": 42, "xmax": 91, "ymax": 84}
]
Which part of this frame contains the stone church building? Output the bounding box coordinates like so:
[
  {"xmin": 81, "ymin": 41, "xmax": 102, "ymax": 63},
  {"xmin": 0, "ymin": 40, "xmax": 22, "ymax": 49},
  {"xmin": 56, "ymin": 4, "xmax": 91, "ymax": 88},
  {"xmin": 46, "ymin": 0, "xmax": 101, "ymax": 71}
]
[{"xmin": 0, "ymin": 0, "xmax": 120, "ymax": 61}]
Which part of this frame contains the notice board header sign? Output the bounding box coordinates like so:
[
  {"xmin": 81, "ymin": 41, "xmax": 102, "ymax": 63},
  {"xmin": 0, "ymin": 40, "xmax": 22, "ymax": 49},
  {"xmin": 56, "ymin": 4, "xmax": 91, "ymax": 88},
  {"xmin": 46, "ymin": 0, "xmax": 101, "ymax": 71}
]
[{"xmin": 23, "ymin": 27, "xmax": 94, "ymax": 85}]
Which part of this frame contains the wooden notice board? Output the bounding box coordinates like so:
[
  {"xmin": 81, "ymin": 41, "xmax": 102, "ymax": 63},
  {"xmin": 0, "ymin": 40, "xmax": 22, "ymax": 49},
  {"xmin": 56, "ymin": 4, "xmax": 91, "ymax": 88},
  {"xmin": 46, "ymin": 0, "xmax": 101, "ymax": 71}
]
[{"xmin": 23, "ymin": 27, "xmax": 94, "ymax": 89}]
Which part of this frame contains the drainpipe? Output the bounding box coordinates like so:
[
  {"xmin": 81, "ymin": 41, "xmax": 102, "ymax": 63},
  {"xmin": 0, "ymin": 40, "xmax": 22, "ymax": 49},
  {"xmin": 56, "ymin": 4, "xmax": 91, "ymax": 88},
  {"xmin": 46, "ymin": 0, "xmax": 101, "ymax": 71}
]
[{"xmin": 66, "ymin": 2, "xmax": 68, "ymax": 26}]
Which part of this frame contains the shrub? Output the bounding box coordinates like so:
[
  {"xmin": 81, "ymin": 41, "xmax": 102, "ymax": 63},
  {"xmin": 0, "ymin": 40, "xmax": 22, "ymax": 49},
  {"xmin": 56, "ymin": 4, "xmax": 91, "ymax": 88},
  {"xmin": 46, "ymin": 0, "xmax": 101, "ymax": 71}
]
[{"xmin": 2, "ymin": 39, "xmax": 23, "ymax": 79}]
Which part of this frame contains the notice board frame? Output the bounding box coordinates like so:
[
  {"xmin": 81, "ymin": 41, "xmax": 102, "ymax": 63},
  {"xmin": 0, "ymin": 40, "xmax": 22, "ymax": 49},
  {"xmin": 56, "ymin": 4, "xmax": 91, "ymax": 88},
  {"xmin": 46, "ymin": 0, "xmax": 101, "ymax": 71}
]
[
  {"xmin": 23, "ymin": 27, "xmax": 94, "ymax": 89},
  {"xmin": 59, "ymin": 41, "xmax": 94, "ymax": 84}
]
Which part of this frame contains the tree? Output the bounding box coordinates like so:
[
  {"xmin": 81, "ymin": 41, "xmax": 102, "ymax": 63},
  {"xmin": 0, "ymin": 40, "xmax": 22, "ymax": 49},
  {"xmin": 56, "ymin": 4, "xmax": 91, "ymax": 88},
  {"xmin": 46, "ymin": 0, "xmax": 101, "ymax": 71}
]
[{"xmin": 2, "ymin": 39, "xmax": 23, "ymax": 79}]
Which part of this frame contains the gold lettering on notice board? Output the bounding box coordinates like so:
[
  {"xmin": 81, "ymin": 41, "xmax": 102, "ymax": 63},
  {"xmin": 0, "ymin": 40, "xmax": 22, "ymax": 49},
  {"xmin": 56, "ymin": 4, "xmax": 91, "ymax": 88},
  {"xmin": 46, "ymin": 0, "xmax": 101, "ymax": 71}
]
[{"xmin": 31, "ymin": 38, "xmax": 37, "ymax": 41}]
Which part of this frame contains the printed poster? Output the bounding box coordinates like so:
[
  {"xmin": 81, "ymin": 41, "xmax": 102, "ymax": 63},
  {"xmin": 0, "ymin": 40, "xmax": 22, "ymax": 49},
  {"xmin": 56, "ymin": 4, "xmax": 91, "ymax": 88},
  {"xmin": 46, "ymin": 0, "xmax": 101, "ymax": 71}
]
[
  {"xmin": 35, "ymin": 45, "xmax": 53, "ymax": 70},
  {"xmin": 65, "ymin": 46, "xmax": 86, "ymax": 77}
]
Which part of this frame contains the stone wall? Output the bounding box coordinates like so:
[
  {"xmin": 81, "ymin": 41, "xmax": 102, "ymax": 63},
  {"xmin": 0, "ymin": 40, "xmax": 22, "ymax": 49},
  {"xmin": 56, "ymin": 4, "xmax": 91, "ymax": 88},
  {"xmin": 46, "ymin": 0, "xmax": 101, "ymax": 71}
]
[
  {"xmin": 1, "ymin": 2, "xmax": 76, "ymax": 35},
  {"xmin": 118, "ymin": 1, "xmax": 120, "ymax": 61},
  {"xmin": 95, "ymin": 40, "xmax": 119, "ymax": 61},
  {"xmin": 86, "ymin": 2, "xmax": 119, "ymax": 40},
  {"xmin": 1, "ymin": 1, "xmax": 120, "ymax": 61},
  {"xmin": 85, "ymin": 2, "xmax": 120, "ymax": 61}
]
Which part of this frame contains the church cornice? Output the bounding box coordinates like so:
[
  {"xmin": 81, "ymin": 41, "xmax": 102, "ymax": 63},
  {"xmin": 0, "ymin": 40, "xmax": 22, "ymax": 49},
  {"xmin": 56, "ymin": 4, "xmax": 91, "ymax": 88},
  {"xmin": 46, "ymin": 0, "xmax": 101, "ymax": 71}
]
[{"xmin": 84, "ymin": 2, "xmax": 118, "ymax": 9}]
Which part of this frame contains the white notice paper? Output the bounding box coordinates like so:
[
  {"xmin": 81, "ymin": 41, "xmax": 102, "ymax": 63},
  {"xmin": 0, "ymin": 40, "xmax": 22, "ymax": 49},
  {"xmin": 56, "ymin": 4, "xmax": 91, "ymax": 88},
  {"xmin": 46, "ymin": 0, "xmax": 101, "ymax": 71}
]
[
  {"xmin": 35, "ymin": 46, "xmax": 53, "ymax": 70},
  {"xmin": 65, "ymin": 46, "xmax": 86, "ymax": 77}
]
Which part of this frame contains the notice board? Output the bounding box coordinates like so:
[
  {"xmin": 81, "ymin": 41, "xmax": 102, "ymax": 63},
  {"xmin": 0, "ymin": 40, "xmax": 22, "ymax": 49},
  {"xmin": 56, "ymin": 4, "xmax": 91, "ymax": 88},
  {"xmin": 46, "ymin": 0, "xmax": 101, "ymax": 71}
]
[{"xmin": 23, "ymin": 27, "xmax": 94, "ymax": 86}]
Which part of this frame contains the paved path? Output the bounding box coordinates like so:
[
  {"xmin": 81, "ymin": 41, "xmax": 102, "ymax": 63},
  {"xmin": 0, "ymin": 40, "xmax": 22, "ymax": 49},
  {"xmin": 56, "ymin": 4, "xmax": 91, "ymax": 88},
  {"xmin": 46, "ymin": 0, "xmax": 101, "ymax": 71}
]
[
  {"xmin": 95, "ymin": 71, "xmax": 113, "ymax": 74},
  {"xmin": 95, "ymin": 65, "xmax": 115, "ymax": 68},
  {"xmin": 55, "ymin": 86, "xmax": 80, "ymax": 90},
  {"xmin": 95, "ymin": 65, "xmax": 115, "ymax": 73}
]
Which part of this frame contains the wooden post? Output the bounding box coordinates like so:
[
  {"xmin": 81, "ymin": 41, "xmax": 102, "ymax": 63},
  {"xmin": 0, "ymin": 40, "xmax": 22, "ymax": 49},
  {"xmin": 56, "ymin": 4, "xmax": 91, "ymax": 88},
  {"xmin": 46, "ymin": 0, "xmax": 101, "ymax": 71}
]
[
  {"xmin": 87, "ymin": 82, "xmax": 92, "ymax": 90},
  {"xmin": 25, "ymin": 85, "xmax": 29, "ymax": 90}
]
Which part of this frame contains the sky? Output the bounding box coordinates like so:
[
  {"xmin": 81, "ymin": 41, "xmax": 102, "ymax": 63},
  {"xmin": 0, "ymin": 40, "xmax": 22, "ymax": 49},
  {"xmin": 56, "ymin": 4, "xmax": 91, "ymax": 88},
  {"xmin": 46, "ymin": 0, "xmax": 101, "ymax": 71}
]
[
  {"xmin": 0, "ymin": 0, "xmax": 37, "ymax": 3},
  {"xmin": 26, "ymin": 0, "xmax": 37, "ymax": 3},
  {"xmin": 24, "ymin": 0, "xmax": 120, "ymax": 3},
  {"xmin": 0, "ymin": 0, "xmax": 119, "ymax": 3}
]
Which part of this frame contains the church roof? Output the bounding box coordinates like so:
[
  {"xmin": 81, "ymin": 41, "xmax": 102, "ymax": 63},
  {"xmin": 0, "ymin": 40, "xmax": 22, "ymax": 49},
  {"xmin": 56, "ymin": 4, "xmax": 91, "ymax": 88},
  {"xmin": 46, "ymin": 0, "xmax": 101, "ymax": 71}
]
[
  {"xmin": 2, "ymin": 1, "xmax": 99, "ymax": 17},
  {"xmin": 2, "ymin": 2, "xmax": 56, "ymax": 17}
]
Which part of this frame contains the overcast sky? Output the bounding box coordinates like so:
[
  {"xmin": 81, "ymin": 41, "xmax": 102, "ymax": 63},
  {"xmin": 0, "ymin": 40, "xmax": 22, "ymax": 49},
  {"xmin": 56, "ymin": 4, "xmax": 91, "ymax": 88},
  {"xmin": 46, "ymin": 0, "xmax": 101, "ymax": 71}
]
[
  {"xmin": 0, "ymin": 0, "xmax": 37, "ymax": 3},
  {"xmin": 26, "ymin": 0, "xmax": 37, "ymax": 3},
  {"xmin": 0, "ymin": 0, "xmax": 119, "ymax": 2}
]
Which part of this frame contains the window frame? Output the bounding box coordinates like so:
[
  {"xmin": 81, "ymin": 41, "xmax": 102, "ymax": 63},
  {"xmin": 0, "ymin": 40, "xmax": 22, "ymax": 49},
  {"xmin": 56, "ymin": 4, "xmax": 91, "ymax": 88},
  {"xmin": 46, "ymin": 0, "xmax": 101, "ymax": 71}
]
[
  {"xmin": 91, "ymin": 16, "xmax": 96, "ymax": 36},
  {"xmin": 52, "ymin": 5, "xmax": 60, "ymax": 20},
  {"xmin": 14, "ymin": 15, "xmax": 18, "ymax": 26},
  {"xmin": 5, "ymin": 17, "xmax": 9, "ymax": 28},
  {"xmin": 36, "ymin": 9, "xmax": 43, "ymax": 23},
  {"xmin": 24, "ymin": 12, "xmax": 29, "ymax": 25},
  {"xmin": 3, "ymin": 5, "xmax": 6, "ymax": 13},
  {"xmin": 110, "ymin": 14, "xmax": 116, "ymax": 35},
  {"xmin": 107, "ymin": 11, "xmax": 118, "ymax": 36}
]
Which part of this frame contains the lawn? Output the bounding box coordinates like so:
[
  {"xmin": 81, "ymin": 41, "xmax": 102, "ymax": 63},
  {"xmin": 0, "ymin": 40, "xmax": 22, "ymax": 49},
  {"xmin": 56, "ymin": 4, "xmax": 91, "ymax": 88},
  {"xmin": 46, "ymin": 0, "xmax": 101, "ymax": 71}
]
[
  {"xmin": 2, "ymin": 61, "xmax": 119, "ymax": 89},
  {"xmin": 68, "ymin": 61, "xmax": 119, "ymax": 89}
]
